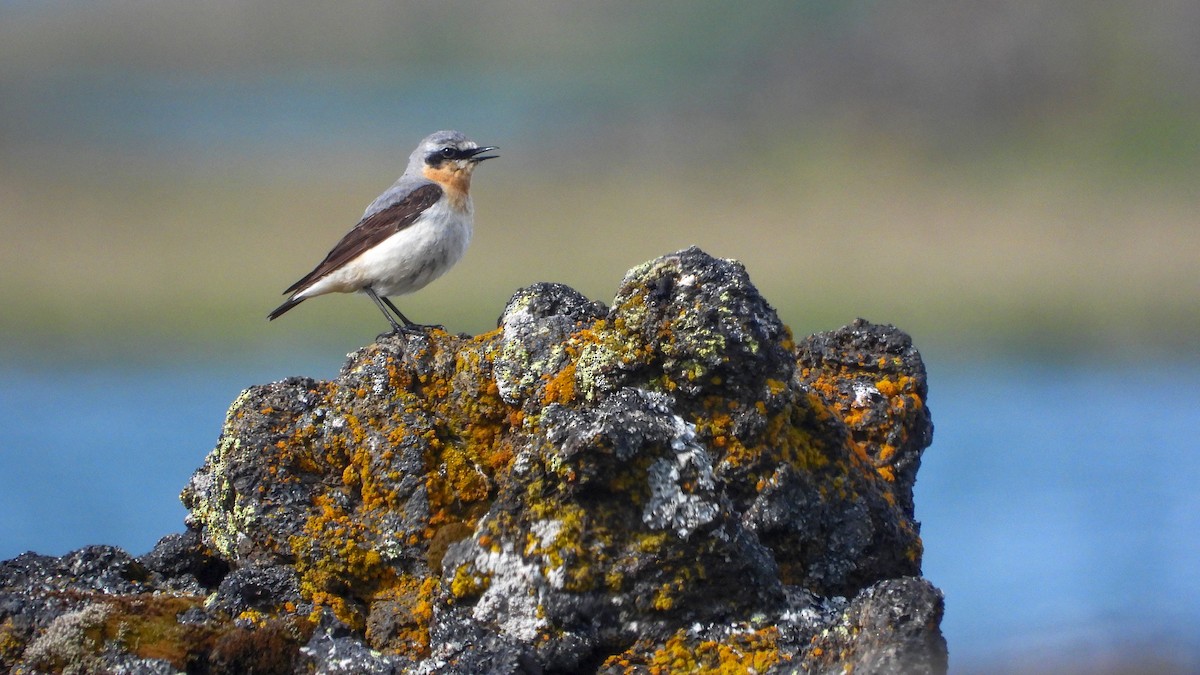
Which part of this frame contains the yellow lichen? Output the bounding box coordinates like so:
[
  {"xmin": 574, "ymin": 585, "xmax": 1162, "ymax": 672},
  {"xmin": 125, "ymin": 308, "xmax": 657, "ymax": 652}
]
[
  {"xmin": 0, "ymin": 618, "xmax": 23, "ymax": 665},
  {"xmin": 716, "ymin": 397, "xmax": 830, "ymax": 476},
  {"xmin": 290, "ymin": 493, "xmax": 397, "ymax": 629},
  {"xmin": 607, "ymin": 627, "xmax": 790, "ymax": 675},
  {"xmin": 449, "ymin": 562, "xmax": 489, "ymax": 600}
]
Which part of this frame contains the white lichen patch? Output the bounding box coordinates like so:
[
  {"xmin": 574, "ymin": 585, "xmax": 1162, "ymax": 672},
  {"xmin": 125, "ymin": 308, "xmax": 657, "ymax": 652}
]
[
  {"xmin": 22, "ymin": 603, "xmax": 113, "ymax": 672},
  {"xmin": 852, "ymin": 381, "xmax": 880, "ymax": 408},
  {"xmin": 527, "ymin": 519, "xmax": 569, "ymax": 589},
  {"xmin": 469, "ymin": 542, "xmax": 550, "ymax": 642},
  {"xmin": 642, "ymin": 414, "xmax": 720, "ymax": 539},
  {"xmin": 528, "ymin": 519, "xmax": 564, "ymax": 555},
  {"xmin": 494, "ymin": 304, "xmax": 538, "ymax": 403},
  {"xmin": 183, "ymin": 433, "xmax": 257, "ymax": 562},
  {"xmin": 494, "ymin": 303, "xmax": 573, "ymax": 405},
  {"xmin": 573, "ymin": 339, "xmax": 621, "ymax": 401}
]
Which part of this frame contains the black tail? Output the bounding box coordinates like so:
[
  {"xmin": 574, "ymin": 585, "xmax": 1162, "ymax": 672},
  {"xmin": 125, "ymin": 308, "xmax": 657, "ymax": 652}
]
[{"xmin": 268, "ymin": 296, "xmax": 305, "ymax": 321}]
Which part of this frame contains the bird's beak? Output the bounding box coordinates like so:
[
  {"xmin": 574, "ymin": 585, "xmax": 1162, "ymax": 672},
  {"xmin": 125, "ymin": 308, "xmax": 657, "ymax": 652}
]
[{"xmin": 467, "ymin": 146, "xmax": 499, "ymax": 162}]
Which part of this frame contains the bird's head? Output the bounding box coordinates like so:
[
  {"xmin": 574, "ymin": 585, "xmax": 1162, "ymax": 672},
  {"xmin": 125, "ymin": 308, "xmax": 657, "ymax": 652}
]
[
  {"xmin": 414, "ymin": 130, "xmax": 497, "ymax": 172},
  {"xmin": 410, "ymin": 131, "xmax": 497, "ymax": 198}
]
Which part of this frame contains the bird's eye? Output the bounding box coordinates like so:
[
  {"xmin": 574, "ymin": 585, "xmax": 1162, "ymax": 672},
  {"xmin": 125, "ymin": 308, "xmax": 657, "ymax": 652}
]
[{"xmin": 440, "ymin": 147, "xmax": 457, "ymax": 159}]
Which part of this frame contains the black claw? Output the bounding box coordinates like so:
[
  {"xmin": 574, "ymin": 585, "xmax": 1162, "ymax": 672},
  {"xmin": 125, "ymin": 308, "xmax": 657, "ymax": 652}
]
[
  {"xmin": 377, "ymin": 323, "xmax": 441, "ymax": 342},
  {"xmin": 409, "ymin": 323, "xmax": 445, "ymax": 332}
]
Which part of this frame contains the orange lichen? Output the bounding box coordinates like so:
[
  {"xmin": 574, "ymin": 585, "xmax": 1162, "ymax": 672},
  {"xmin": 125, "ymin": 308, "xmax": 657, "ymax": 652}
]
[
  {"xmin": 426, "ymin": 440, "xmax": 491, "ymax": 519},
  {"xmin": 542, "ymin": 362, "xmax": 578, "ymax": 405},
  {"xmin": 33, "ymin": 595, "xmax": 314, "ymax": 673},
  {"xmin": 875, "ymin": 376, "xmax": 908, "ymax": 398},
  {"xmin": 272, "ymin": 331, "xmax": 524, "ymax": 637},
  {"xmin": 713, "ymin": 396, "xmax": 830, "ymax": 480},
  {"xmin": 366, "ymin": 574, "xmax": 437, "ymax": 657},
  {"xmin": 232, "ymin": 292, "xmax": 927, "ymax": 664}
]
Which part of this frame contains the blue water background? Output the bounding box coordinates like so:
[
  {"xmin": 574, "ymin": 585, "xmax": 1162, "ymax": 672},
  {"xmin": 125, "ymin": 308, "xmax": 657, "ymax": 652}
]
[{"xmin": 1, "ymin": 351, "xmax": 1197, "ymax": 670}]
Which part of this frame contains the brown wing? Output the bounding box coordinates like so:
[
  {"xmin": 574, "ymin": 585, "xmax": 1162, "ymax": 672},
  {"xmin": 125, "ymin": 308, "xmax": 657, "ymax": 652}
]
[{"xmin": 282, "ymin": 183, "xmax": 443, "ymax": 296}]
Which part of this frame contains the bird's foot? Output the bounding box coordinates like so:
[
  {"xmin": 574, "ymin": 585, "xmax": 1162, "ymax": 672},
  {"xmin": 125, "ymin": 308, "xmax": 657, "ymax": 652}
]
[
  {"xmin": 407, "ymin": 322, "xmax": 446, "ymax": 333},
  {"xmin": 378, "ymin": 322, "xmax": 444, "ymax": 341}
]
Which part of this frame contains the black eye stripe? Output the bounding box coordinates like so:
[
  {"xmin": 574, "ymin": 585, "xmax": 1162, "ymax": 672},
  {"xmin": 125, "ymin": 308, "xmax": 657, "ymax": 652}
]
[{"xmin": 427, "ymin": 147, "xmax": 470, "ymax": 164}]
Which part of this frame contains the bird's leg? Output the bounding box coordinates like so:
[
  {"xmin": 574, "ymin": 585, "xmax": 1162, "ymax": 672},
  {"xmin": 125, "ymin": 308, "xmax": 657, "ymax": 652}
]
[
  {"xmin": 379, "ymin": 297, "xmax": 415, "ymax": 327},
  {"xmin": 382, "ymin": 296, "xmax": 445, "ymax": 332},
  {"xmin": 364, "ymin": 287, "xmax": 408, "ymax": 334}
]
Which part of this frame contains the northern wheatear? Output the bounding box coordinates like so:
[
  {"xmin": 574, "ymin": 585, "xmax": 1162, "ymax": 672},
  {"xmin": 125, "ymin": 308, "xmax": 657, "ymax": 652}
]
[{"xmin": 268, "ymin": 130, "xmax": 497, "ymax": 333}]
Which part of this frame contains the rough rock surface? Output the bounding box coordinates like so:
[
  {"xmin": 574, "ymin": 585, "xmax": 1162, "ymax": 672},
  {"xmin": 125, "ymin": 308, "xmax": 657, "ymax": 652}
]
[{"xmin": 0, "ymin": 248, "xmax": 946, "ymax": 674}]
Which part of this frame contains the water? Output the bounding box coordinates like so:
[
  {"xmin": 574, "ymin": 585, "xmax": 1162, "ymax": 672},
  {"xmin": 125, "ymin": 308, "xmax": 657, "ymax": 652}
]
[
  {"xmin": 1, "ymin": 352, "xmax": 1197, "ymax": 670},
  {"xmin": 915, "ymin": 359, "xmax": 1200, "ymax": 670}
]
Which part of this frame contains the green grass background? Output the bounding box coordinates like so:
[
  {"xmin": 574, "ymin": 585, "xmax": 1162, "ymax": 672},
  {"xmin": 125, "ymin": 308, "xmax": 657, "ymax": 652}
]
[{"xmin": 1, "ymin": 1, "xmax": 1196, "ymax": 362}]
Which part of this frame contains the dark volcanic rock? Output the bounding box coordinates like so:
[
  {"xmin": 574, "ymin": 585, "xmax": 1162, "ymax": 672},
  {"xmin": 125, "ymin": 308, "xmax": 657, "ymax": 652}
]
[
  {"xmin": 139, "ymin": 530, "xmax": 230, "ymax": 593},
  {"xmin": 0, "ymin": 248, "xmax": 945, "ymax": 674}
]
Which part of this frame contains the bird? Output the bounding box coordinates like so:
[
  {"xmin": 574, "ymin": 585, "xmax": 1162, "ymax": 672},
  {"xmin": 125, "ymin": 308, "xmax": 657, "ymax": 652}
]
[{"xmin": 268, "ymin": 130, "xmax": 497, "ymax": 333}]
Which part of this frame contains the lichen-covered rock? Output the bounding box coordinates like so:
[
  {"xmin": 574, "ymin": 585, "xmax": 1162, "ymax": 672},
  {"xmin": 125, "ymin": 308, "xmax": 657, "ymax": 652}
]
[
  {"xmin": 1, "ymin": 248, "xmax": 945, "ymax": 674},
  {"xmin": 0, "ymin": 537, "xmax": 313, "ymax": 674}
]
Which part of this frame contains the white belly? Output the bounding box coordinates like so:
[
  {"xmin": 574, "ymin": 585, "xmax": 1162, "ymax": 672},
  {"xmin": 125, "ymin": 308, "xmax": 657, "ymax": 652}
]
[{"xmin": 302, "ymin": 198, "xmax": 472, "ymax": 299}]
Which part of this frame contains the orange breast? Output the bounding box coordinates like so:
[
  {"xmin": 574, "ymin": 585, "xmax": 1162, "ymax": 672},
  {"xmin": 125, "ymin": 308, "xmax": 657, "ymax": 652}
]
[{"xmin": 422, "ymin": 165, "xmax": 472, "ymax": 211}]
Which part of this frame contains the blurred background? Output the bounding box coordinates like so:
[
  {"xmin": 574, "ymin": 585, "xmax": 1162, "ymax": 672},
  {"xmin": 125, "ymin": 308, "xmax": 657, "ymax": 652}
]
[{"xmin": 1, "ymin": 1, "xmax": 1197, "ymax": 672}]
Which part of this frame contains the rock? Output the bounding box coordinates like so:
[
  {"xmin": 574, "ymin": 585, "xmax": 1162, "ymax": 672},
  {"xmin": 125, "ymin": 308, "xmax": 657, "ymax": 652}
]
[
  {"xmin": 209, "ymin": 565, "xmax": 308, "ymax": 620},
  {"xmin": 814, "ymin": 577, "xmax": 948, "ymax": 674},
  {"xmin": 139, "ymin": 530, "xmax": 231, "ymax": 593},
  {"xmin": 0, "ymin": 248, "xmax": 945, "ymax": 674},
  {"xmin": 0, "ymin": 541, "xmax": 313, "ymax": 674}
]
